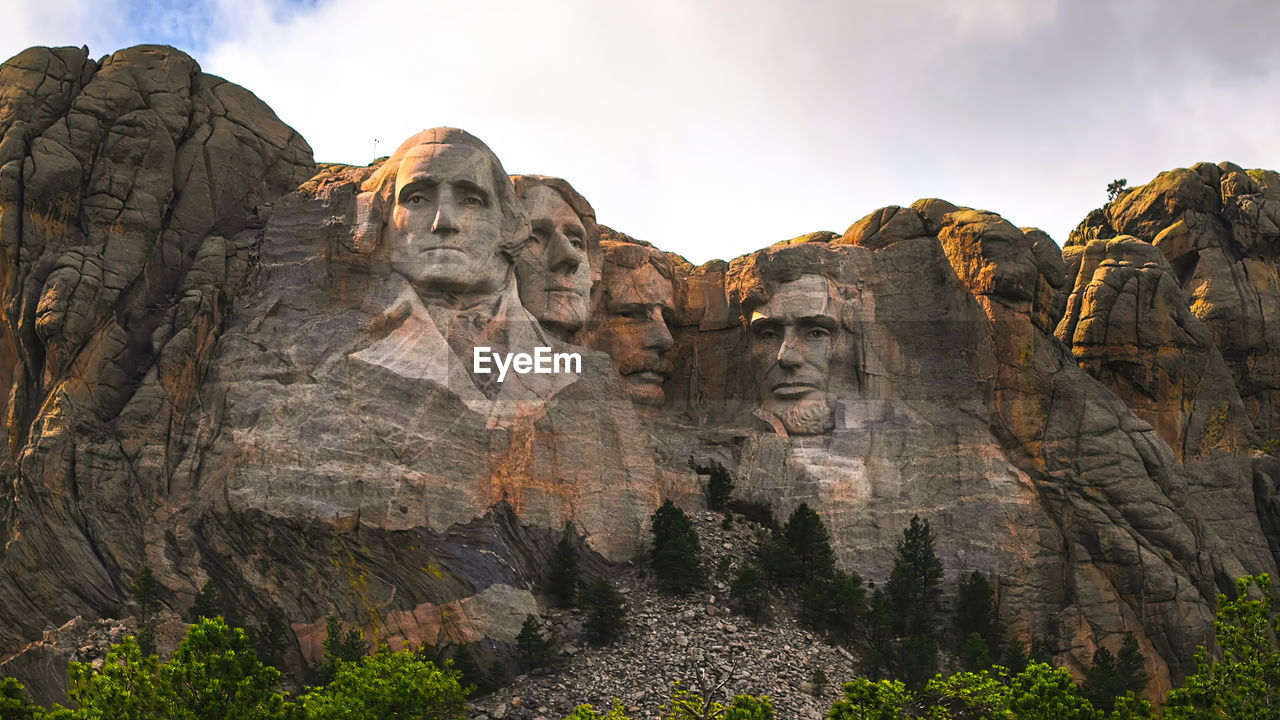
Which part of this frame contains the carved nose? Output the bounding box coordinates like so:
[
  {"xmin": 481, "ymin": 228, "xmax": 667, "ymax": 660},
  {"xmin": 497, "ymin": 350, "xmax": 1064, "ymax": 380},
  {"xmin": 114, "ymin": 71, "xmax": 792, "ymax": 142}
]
[
  {"xmin": 548, "ymin": 231, "xmax": 582, "ymax": 274},
  {"xmin": 645, "ymin": 310, "xmax": 674, "ymax": 352},
  {"xmin": 432, "ymin": 201, "xmax": 458, "ymax": 234},
  {"xmin": 777, "ymin": 333, "xmax": 803, "ymax": 368}
]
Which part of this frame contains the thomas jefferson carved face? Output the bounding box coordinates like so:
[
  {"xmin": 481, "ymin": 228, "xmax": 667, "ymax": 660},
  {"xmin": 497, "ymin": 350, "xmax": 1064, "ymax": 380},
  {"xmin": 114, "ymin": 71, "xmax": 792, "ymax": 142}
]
[
  {"xmin": 589, "ymin": 247, "xmax": 676, "ymax": 406},
  {"xmin": 515, "ymin": 185, "xmax": 593, "ymax": 333},
  {"xmin": 749, "ymin": 274, "xmax": 839, "ymax": 435},
  {"xmin": 388, "ymin": 143, "xmax": 508, "ymax": 299}
]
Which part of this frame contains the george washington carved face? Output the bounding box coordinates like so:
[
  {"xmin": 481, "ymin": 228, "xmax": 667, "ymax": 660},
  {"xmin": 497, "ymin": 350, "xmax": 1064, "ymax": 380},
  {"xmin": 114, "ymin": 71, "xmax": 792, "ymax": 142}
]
[
  {"xmin": 748, "ymin": 274, "xmax": 840, "ymax": 435},
  {"xmin": 357, "ymin": 128, "xmax": 530, "ymax": 307}
]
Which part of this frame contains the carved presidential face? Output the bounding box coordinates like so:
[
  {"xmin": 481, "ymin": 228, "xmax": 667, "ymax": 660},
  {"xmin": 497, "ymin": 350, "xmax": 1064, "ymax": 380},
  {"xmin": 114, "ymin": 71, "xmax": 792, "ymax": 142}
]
[
  {"xmin": 515, "ymin": 185, "xmax": 593, "ymax": 333},
  {"xmin": 591, "ymin": 261, "xmax": 676, "ymax": 406},
  {"xmin": 749, "ymin": 274, "xmax": 839, "ymax": 435},
  {"xmin": 388, "ymin": 143, "xmax": 508, "ymax": 299}
]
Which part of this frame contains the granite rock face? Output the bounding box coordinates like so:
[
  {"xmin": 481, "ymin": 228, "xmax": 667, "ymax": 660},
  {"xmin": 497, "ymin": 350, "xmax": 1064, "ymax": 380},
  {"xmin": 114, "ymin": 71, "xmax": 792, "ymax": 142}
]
[{"xmin": 1, "ymin": 45, "xmax": 1279, "ymax": 705}]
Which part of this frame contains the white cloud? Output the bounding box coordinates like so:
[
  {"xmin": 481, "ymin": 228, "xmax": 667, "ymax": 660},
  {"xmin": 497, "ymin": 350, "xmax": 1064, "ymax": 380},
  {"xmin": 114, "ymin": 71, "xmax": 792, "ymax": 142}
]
[{"xmin": 4, "ymin": 0, "xmax": 1280, "ymax": 263}]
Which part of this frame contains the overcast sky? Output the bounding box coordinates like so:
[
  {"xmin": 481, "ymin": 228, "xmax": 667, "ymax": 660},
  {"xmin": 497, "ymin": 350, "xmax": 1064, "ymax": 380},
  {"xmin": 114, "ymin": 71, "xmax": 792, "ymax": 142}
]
[{"xmin": 5, "ymin": 0, "xmax": 1279, "ymax": 264}]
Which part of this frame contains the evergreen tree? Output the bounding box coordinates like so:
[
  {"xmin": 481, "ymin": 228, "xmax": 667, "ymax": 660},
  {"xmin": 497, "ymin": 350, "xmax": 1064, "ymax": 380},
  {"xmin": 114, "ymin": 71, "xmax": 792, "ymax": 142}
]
[
  {"xmin": 1003, "ymin": 638, "xmax": 1030, "ymax": 674},
  {"xmin": 189, "ymin": 580, "xmax": 223, "ymax": 622},
  {"xmin": 730, "ymin": 564, "xmax": 770, "ymax": 623},
  {"xmin": 961, "ymin": 632, "xmax": 991, "ymax": 671},
  {"xmin": 251, "ymin": 606, "xmax": 291, "ymax": 669},
  {"xmin": 313, "ymin": 617, "xmax": 366, "ymax": 684},
  {"xmin": 800, "ymin": 570, "xmax": 866, "ymax": 644},
  {"xmin": 480, "ymin": 660, "xmax": 507, "ymax": 695},
  {"xmin": 863, "ymin": 585, "xmax": 896, "ymax": 679},
  {"xmin": 1082, "ymin": 645, "xmax": 1121, "ymax": 713},
  {"xmin": 1165, "ymin": 574, "xmax": 1279, "ymax": 719},
  {"xmin": 782, "ymin": 503, "xmax": 835, "ymax": 583},
  {"xmin": 1115, "ymin": 632, "xmax": 1150, "ymax": 699},
  {"xmin": 885, "ymin": 515, "xmax": 942, "ymax": 638},
  {"xmin": 130, "ymin": 566, "xmax": 161, "ymax": 624},
  {"xmin": 580, "ymin": 579, "xmax": 627, "ymax": 645},
  {"xmin": 703, "ymin": 461, "xmax": 735, "ymax": 511},
  {"xmin": 137, "ymin": 624, "xmax": 158, "ymax": 657},
  {"xmin": 550, "ymin": 525, "xmax": 581, "ymax": 608},
  {"xmin": 516, "ymin": 614, "xmax": 557, "ymax": 671},
  {"xmin": 450, "ymin": 645, "xmax": 482, "ymax": 692},
  {"xmin": 956, "ymin": 570, "xmax": 1001, "ymax": 662},
  {"xmin": 756, "ymin": 533, "xmax": 801, "ymax": 589},
  {"xmin": 650, "ymin": 500, "xmax": 703, "ymax": 594}
]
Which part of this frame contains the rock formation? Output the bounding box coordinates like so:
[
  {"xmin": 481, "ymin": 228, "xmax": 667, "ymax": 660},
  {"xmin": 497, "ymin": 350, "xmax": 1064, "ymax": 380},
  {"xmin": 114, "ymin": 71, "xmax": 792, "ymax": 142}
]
[{"xmin": 1, "ymin": 44, "xmax": 1279, "ymax": 706}]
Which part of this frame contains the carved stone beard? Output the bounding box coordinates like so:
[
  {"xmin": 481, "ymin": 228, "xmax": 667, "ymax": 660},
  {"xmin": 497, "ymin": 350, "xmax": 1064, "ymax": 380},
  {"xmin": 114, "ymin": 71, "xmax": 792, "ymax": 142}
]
[{"xmin": 773, "ymin": 393, "xmax": 835, "ymax": 436}]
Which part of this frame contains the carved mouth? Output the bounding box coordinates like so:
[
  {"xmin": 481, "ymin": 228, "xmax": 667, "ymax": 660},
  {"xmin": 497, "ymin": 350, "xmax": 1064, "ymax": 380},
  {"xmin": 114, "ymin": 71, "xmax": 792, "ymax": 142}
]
[
  {"xmin": 625, "ymin": 370, "xmax": 667, "ymax": 385},
  {"xmin": 771, "ymin": 381, "xmax": 818, "ymax": 398}
]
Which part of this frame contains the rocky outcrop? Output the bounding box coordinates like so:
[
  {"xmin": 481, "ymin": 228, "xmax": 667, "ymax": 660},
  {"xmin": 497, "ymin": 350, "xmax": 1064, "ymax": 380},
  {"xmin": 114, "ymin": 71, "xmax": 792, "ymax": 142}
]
[
  {"xmin": 1, "ymin": 44, "xmax": 1279, "ymax": 706},
  {"xmin": 1070, "ymin": 163, "xmax": 1280, "ymax": 440}
]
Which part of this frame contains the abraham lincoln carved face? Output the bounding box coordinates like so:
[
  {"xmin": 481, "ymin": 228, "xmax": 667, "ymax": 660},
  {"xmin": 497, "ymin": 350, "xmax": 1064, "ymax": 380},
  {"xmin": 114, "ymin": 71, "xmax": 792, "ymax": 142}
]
[{"xmin": 748, "ymin": 274, "xmax": 840, "ymax": 436}]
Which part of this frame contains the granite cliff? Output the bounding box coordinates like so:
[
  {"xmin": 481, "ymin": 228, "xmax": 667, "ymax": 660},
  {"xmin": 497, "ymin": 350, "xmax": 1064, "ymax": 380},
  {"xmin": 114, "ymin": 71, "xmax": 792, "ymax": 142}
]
[{"xmin": 0, "ymin": 45, "xmax": 1277, "ymax": 704}]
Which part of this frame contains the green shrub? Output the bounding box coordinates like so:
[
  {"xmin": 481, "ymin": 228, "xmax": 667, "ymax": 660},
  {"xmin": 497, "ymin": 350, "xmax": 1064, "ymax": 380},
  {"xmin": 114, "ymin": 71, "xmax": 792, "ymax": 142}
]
[{"xmin": 300, "ymin": 650, "xmax": 467, "ymax": 720}]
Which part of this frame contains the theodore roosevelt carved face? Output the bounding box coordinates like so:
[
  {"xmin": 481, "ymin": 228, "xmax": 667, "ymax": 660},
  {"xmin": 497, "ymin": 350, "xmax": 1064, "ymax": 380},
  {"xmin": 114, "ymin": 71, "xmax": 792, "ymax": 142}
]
[{"xmin": 586, "ymin": 242, "xmax": 676, "ymax": 406}]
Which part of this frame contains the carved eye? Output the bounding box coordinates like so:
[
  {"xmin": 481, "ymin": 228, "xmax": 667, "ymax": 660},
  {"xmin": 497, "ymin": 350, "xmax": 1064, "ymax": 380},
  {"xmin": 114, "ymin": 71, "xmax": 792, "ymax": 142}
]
[
  {"xmin": 758, "ymin": 329, "xmax": 779, "ymax": 341},
  {"xmin": 807, "ymin": 327, "xmax": 831, "ymax": 340},
  {"xmin": 463, "ymin": 193, "xmax": 486, "ymax": 207},
  {"xmin": 408, "ymin": 195, "xmax": 425, "ymax": 205}
]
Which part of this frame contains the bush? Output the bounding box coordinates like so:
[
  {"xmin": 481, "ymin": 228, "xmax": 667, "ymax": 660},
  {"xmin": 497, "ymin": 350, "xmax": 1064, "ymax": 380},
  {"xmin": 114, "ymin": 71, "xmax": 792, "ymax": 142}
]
[
  {"xmin": 1164, "ymin": 574, "xmax": 1279, "ymax": 719},
  {"xmin": 580, "ymin": 579, "xmax": 627, "ymax": 645},
  {"xmin": 550, "ymin": 525, "xmax": 582, "ymax": 608},
  {"xmin": 730, "ymin": 565, "xmax": 770, "ymax": 623},
  {"xmin": 516, "ymin": 614, "xmax": 558, "ymax": 671},
  {"xmin": 1007, "ymin": 663, "xmax": 1097, "ymax": 720},
  {"xmin": 160, "ymin": 617, "xmax": 286, "ymax": 719},
  {"xmin": 956, "ymin": 570, "xmax": 1001, "ymax": 666},
  {"xmin": 300, "ymin": 650, "xmax": 468, "ymax": 720},
  {"xmin": 566, "ymin": 699, "xmax": 632, "ymax": 719},
  {"xmin": 828, "ymin": 678, "xmax": 910, "ymax": 720},
  {"xmin": 0, "ymin": 678, "xmax": 41, "ymax": 720},
  {"xmin": 313, "ymin": 617, "xmax": 366, "ymax": 684},
  {"xmin": 650, "ymin": 500, "xmax": 704, "ymax": 594},
  {"xmin": 800, "ymin": 570, "xmax": 866, "ymax": 644}
]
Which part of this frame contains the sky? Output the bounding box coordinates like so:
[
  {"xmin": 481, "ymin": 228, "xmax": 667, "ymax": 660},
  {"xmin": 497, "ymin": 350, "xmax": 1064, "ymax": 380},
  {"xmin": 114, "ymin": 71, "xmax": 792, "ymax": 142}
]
[{"xmin": 4, "ymin": 0, "xmax": 1279, "ymax": 265}]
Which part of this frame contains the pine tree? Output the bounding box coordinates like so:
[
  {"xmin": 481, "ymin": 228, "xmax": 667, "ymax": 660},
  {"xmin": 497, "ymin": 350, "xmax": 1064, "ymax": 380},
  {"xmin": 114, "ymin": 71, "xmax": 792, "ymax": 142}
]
[
  {"xmin": 550, "ymin": 525, "xmax": 581, "ymax": 608},
  {"xmin": 650, "ymin": 500, "xmax": 703, "ymax": 594},
  {"xmin": 189, "ymin": 581, "xmax": 223, "ymax": 622},
  {"xmin": 730, "ymin": 565, "xmax": 770, "ymax": 623},
  {"xmin": 783, "ymin": 503, "xmax": 835, "ymax": 583},
  {"xmin": 864, "ymin": 585, "xmax": 896, "ymax": 679},
  {"xmin": 251, "ymin": 606, "xmax": 290, "ymax": 669},
  {"xmin": 131, "ymin": 566, "xmax": 161, "ymax": 624},
  {"xmin": 757, "ymin": 533, "xmax": 801, "ymax": 589},
  {"xmin": 956, "ymin": 570, "xmax": 1001, "ymax": 665},
  {"xmin": 1115, "ymin": 632, "xmax": 1150, "ymax": 699},
  {"xmin": 1003, "ymin": 637, "xmax": 1031, "ymax": 674},
  {"xmin": 313, "ymin": 617, "xmax": 366, "ymax": 684},
  {"xmin": 886, "ymin": 515, "xmax": 942, "ymax": 637},
  {"xmin": 885, "ymin": 515, "xmax": 943, "ymax": 688},
  {"xmin": 516, "ymin": 614, "xmax": 557, "ymax": 671},
  {"xmin": 1082, "ymin": 645, "xmax": 1121, "ymax": 713},
  {"xmin": 580, "ymin": 579, "xmax": 627, "ymax": 645},
  {"xmin": 480, "ymin": 660, "xmax": 507, "ymax": 695},
  {"xmin": 800, "ymin": 570, "xmax": 866, "ymax": 644},
  {"xmin": 961, "ymin": 632, "xmax": 991, "ymax": 670},
  {"xmin": 704, "ymin": 462, "xmax": 735, "ymax": 511},
  {"xmin": 450, "ymin": 645, "xmax": 482, "ymax": 691}
]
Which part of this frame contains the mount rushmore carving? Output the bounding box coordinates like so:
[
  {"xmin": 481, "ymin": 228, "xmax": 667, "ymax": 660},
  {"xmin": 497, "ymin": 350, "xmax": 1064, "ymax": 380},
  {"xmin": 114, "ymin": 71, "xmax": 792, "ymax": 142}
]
[{"xmin": 2, "ymin": 45, "xmax": 1280, "ymax": 703}]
